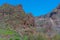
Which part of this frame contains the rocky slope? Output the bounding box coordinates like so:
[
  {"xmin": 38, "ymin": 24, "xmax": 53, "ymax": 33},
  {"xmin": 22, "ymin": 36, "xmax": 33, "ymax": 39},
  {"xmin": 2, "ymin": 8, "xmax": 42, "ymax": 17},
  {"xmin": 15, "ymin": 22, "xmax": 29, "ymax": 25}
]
[
  {"xmin": 35, "ymin": 4, "xmax": 60, "ymax": 34},
  {"xmin": 0, "ymin": 4, "xmax": 60, "ymax": 39},
  {"xmin": 0, "ymin": 4, "xmax": 35, "ymax": 39}
]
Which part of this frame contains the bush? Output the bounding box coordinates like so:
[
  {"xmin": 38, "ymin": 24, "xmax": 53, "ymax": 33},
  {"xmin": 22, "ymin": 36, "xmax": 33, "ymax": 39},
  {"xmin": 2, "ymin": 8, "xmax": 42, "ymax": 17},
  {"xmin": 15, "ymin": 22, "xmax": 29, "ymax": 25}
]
[{"xmin": 52, "ymin": 34, "xmax": 60, "ymax": 40}]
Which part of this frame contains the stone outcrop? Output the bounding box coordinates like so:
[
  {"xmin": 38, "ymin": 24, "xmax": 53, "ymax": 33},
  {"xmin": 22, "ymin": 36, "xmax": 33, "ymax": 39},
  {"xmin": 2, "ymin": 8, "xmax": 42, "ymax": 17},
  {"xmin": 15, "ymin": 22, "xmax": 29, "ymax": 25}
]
[
  {"xmin": 0, "ymin": 4, "xmax": 60, "ymax": 39},
  {"xmin": 0, "ymin": 4, "xmax": 35, "ymax": 35},
  {"xmin": 35, "ymin": 4, "xmax": 60, "ymax": 34}
]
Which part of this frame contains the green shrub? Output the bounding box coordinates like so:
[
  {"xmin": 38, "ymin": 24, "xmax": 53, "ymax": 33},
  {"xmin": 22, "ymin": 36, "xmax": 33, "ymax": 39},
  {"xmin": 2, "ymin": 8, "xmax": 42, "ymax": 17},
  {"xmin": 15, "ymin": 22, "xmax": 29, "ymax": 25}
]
[
  {"xmin": 52, "ymin": 34, "xmax": 60, "ymax": 40},
  {"xmin": 9, "ymin": 38, "xmax": 13, "ymax": 40},
  {"xmin": 22, "ymin": 33, "xmax": 47, "ymax": 40},
  {"xmin": 15, "ymin": 39, "xmax": 20, "ymax": 40}
]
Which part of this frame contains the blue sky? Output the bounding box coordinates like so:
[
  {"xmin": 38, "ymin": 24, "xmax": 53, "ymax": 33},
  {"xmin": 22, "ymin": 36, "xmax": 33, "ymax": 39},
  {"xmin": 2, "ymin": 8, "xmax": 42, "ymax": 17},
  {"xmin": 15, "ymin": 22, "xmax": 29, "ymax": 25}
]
[{"xmin": 0, "ymin": 0, "xmax": 60, "ymax": 17}]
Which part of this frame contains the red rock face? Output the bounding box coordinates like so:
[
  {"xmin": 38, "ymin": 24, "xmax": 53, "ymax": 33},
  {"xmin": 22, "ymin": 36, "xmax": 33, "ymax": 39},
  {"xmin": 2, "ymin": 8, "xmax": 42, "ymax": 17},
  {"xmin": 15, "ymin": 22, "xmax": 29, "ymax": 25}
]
[{"xmin": 0, "ymin": 4, "xmax": 35, "ymax": 34}]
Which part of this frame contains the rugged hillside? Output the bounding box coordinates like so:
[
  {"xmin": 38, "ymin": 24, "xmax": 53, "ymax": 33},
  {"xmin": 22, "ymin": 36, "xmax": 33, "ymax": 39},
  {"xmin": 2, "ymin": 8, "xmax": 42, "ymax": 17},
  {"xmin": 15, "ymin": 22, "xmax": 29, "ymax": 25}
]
[
  {"xmin": 0, "ymin": 4, "xmax": 35, "ymax": 39},
  {"xmin": 0, "ymin": 4, "xmax": 60, "ymax": 40},
  {"xmin": 0, "ymin": 4, "xmax": 60, "ymax": 32},
  {"xmin": 35, "ymin": 4, "xmax": 60, "ymax": 34}
]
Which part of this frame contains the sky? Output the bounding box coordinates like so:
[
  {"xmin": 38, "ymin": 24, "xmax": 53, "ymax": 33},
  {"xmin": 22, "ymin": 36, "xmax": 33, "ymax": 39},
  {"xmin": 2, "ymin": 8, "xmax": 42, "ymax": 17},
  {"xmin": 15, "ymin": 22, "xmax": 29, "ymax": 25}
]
[{"xmin": 0, "ymin": 0, "xmax": 60, "ymax": 17}]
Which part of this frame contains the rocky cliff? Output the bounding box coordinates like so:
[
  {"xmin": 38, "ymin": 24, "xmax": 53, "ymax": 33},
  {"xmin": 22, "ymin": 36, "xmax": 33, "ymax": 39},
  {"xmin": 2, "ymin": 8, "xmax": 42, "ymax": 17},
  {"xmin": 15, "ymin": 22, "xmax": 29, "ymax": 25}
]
[
  {"xmin": 0, "ymin": 4, "xmax": 35, "ymax": 36},
  {"xmin": 35, "ymin": 4, "xmax": 60, "ymax": 34}
]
